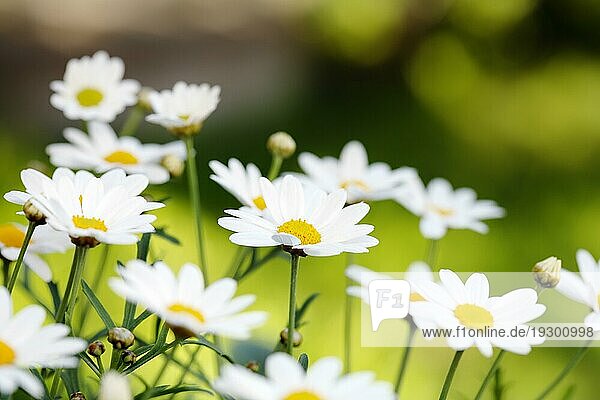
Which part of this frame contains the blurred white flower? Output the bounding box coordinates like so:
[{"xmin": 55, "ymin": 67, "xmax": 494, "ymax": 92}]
[
  {"xmin": 395, "ymin": 176, "xmax": 504, "ymax": 240},
  {"xmin": 0, "ymin": 223, "xmax": 71, "ymax": 282},
  {"xmin": 50, "ymin": 51, "xmax": 140, "ymax": 122},
  {"xmin": 298, "ymin": 140, "xmax": 417, "ymax": 204},
  {"xmin": 218, "ymin": 175, "xmax": 378, "ymax": 257},
  {"xmin": 410, "ymin": 269, "xmax": 546, "ymax": 357},
  {"xmin": 109, "ymin": 261, "xmax": 267, "ymax": 339},
  {"xmin": 0, "ymin": 287, "xmax": 86, "ymax": 398},
  {"xmin": 556, "ymin": 249, "xmax": 600, "ymax": 330},
  {"xmin": 4, "ymin": 168, "xmax": 162, "ymax": 246},
  {"xmin": 46, "ymin": 122, "xmax": 186, "ymax": 184},
  {"xmin": 209, "ymin": 158, "xmax": 266, "ymax": 212},
  {"xmin": 98, "ymin": 371, "xmax": 132, "ymax": 400},
  {"xmin": 146, "ymin": 81, "xmax": 221, "ymax": 136},
  {"xmin": 215, "ymin": 352, "xmax": 395, "ymax": 400}
]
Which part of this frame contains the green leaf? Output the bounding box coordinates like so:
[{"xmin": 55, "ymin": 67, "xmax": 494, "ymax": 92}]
[
  {"xmin": 79, "ymin": 353, "xmax": 101, "ymax": 378},
  {"xmin": 561, "ymin": 385, "xmax": 577, "ymax": 400},
  {"xmin": 235, "ymin": 247, "xmax": 282, "ymax": 281},
  {"xmin": 295, "ymin": 293, "xmax": 320, "ymax": 328},
  {"xmin": 154, "ymin": 227, "xmax": 181, "ymax": 245},
  {"xmin": 47, "ymin": 281, "xmax": 61, "ymax": 314},
  {"xmin": 137, "ymin": 232, "xmax": 152, "ymax": 261},
  {"xmin": 82, "ymin": 280, "xmax": 116, "ymax": 329},
  {"xmin": 131, "ymin": 309, "xmax": 154, "ymax": 330},
  {"xmin": 134, "ymin": 385, "xmax": 211, "ymax": 399},
  {"xmin": 298, "ymin": 353, "xmax": 309, "ymax": 371},
  {"xmin": 183, "ymin": 336, "xmax": 235, "ymax": 363}
]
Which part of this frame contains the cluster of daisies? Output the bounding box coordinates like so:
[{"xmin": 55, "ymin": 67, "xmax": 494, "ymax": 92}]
[{"xmin": 0, "ymin": 49, "xmax": 592, "ymax": 400}]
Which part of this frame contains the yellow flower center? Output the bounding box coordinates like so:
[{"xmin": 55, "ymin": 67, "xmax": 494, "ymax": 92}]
[
  {"xmin": 72, "ymin": 216, "xmax": 108, "ymax": 232},
  {"xmin": 410, "ymin": 292, "xmax": 425, "ymax": 302},
  {"xmin": 252, "ymin": 196, "xmax": 267, "ymax": 210},
  {"xmin": 178, "ymin": 114, "xmax": 191, "ymax": 121},
  {"xmin": 340, "ymin": 179, "xmax": 369, "ymax": 191},
  {"xmin": 277, "ymin": 219, "xmax": 321, "ymax": 245},
  {"xmin": 168, "ymin": 303, "xmax": 206, "ymax": 324},
  {"xmin": 454, "ymin": 304, "xmax": 494, "ymax": 330},
  {"xmin": 430, "ymin": 204, "xmax": 455, "ymax": 217},
  {"xmin": 0, "ymin": 224, "xmax": 25, "ymax": 248},
  {"xmin": 0, "ymin": 340, "xmax": 15, "ymax": 365},
  {"xmin": 76, "ymin": 88, "xmax": 104, "ymax": 107},
  {"xmin": 284, "ymin": 391, "xmax": 321, "ymax": 400},
  {"xmin": 104, "ymin": 150, "xmax": 139, "ymax": 165}
]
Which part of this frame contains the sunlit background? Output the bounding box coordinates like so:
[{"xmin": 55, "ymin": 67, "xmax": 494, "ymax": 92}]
[{"xmin": 1, "ymin": 0, "xmax": 600, "ymax": 398}]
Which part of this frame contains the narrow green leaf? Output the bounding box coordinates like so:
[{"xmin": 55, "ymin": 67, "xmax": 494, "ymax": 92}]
[
  {"xmin": 154, "ymin": 227, "xmax": 181, "ymax": 245},
  {"xmin": 131, "ymin": 309, "xmax": 154, "ymax": 330},
  {"xmin": 82, "ymin": 280, "xmax": 116, "ymax": 329},
  {"xmin": 47, "ymin": 281, "xmax": 61, "ymax": 314},
  {"xmin": 79, "ymin": 353, "xmax": 101, "ymax": 378},
  {"xmin": 295, "ymin": 293, "xmax": 320, "ymax": 328},
  {"xmin": 133, "ymin": 385, "xmax": 211, "ymax": 399},
  {"xmin": 136, "ymin": 232, "xmax": 152, "ymax": 261},
  {"xmin": 561, "ymin": 385, "xmax": 577, "ymax": 400},
  {"xmin": 183, "ymin": 336, "xmax": 235, "ymax": 363}
]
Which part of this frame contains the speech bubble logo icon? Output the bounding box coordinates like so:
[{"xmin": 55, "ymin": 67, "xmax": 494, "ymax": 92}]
[{"xmin": 368, "ymin": 279, "xmax": 411, "ymax": 331}]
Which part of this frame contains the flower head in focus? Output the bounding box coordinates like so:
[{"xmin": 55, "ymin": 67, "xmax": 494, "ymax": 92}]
[
  {"xmin": 0, "ymin": 223, "xmax": 72, "ymax": 282},
  {"xmin": 218, "ymin": 175, "xmax": 378, "ymax": 257},
  {"xmin": 146, "ymin": 81, "xmax": 221, "ymax": 136},
  {"xmin": 109, "ymin": 261, "xmax": 267, "ymax": 339},
  {"xmin": 0, "ymin": 287, "xmax": 87, "ymax": 398},
  {"xmin": 298, "ymin": 140, "xmax": 417, "ymax": 204},
  {"xmin": 5, "ymin": 168, "xmax": 163, "ymax": 247},
  {"xmin": 46, "ymin": 122, "xmax": 186, "ymax": 184},
  {"xmin": 395, "ymin": 176, "xmax": 505, "ymax": 240},
  {"xmin": 50, "ymin": 51, "xmax": 140, "ymax": 122},
  {"xmin": 410, "ymin": 269, "xmax": 546, "ymax": 357},
  {"xmin": 215, "ymin": 352, "xmax": 395, "ymax": 400},
  {"xmin": 209, "ymin": 158, "xmax": 267, "ymax": 212},
  {"xmin": 556, "ymin": 249, "xmax": 600, "ymax": 330},
  {"xmin": 98, "ymin": 371, "xmax": 132, "ymax": 400}
]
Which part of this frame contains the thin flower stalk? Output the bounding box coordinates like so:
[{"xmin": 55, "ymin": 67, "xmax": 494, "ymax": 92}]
[
  {"xmin": 287, "ymin": 254, "xmax": 300, "ymax": 355},
  {"xmin": 55, "ymin": 246, "xmax": 89, "ymax": 323},
  {"xmin": 6, "ymin": 221, "xmax": 37, "ymax": 293},
  {"xmin": 474, "ymin": 350, "xmax": 505, "ymax": 400},
  {"xmin": 439, "ymin": 350, "xmax": 464, "ymax": 400}
]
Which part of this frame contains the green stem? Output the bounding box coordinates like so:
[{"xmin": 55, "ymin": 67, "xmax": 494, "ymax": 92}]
[
  {"xmin": 55, "ymin": 246, "xmax": 88, "ymax": 323},
  {"xmin": 77, "ymin": 244, "xmax": 110, "ymax": 334},
  {"xmin": 2, "ymin": 258, "xmax": 10, "ymax": 286},
  {"xmin": 535, "ymin": 342, "xmax": 592, "ymax": 400},
  {"xmin": 427, "ymin": 239, "xmax": 439, "ymax": 269},
  {"xmin": 394, "ymin": 323, "xmax": 417, "ymax": 393},
  {"xmin": 287, "ymin": 254, "xmax": 300, "ymax": 355},
  {"xmin": 184, "ymin": 135, "xmax": 209, "ymax": 281},
  {"xmin": 474, "ymin": 350, "xmax": 505, "ymax": 400},
  {"xmin": 167, "ymin": 345, "xmax": 199, "ymax": 400},
  {"xmin": 438, "ymin": 350, "xmax": 464, "ymax": 400},
  {"xmin": 97, "ymin": 356, "xmax": 105, "ymax": 374},
  {"xmin": 142, "ymin": 345, "xmax": 180, "ymax": 400},
  {"xmin": 49, "ymin": 372, "xmax": 62, "ymax": 399},
  {"xmin": 6, "ymin": 221, "xmax": 37, "ymax": 293},
  {"xmin": 120, "ymin": 105, "xmax": 145, "ymax": 136},
  {"xmin": 267, "ymin": 155, "xmax": 283, "ymax": 181}
]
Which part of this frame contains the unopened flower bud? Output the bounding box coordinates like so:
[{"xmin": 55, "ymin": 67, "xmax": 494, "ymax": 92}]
[
  {"xmin": 246, "ymin": 360, "xmax": 260, "ymax": 372},
  {"xmin": 267, "ymin": 131, "xmax": 296, "ymax": 159},
  {"xmin": 280, "ymin": 328, "xmax": 303, "ymax": 347},
  {"xmin": 121, "ymin": 349, "xmax": 137, "ymax": 365},
  {"xmin": 107, "ymin": 327, "xmax": 135, "ymax": 349},
  {"xmin": 161, "ymin": 154, "xmax": 185, "ymax": 178},
  {"xmin": 23, "ymin": 200, "xmax": 45, "ymax": 224},
  {"xmin": 87, "ymin": 341, "xmax": 105, "ymax": 357},
  {"xmin": 70, "ymin": 392, "xmax": 86, "ymax": 400},
  {"xmin": 533, "ymin": 256, "xmax": 561, "ymax": 289},
  {"xmin": 137, "ymin": 87, "xmax": 154, "ymax": 112}
]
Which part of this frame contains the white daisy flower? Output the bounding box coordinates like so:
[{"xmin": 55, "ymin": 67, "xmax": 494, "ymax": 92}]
[
  {"xmin": 218, "ymin": 175, "xmax": 378, "ymax": 257},
  {"xmin": 395, "ymin": 176, "xmax": 505, "ymax": 240},
  {"xmin": 410, "ymin": 269, "xmax": 546, "ymax": 357},
  {"xmin": 216, "ymin": 352, "xmax": 395, "ymax": 400},
  {"xmin": 209, "ymin": 158, "xmax": 267, "ymax": 212},
  {"xmin": 556, "ymin": 249, "xmax": 600, "ymax": 330},
  {"xmin": 297, "ymin": 140, "xmax": 417, "ymax": 204},
  {"xmin": 146, "ymin": 81, "xmax": 221, "ymax": 136},
  {"xmin": 346, "ymin": 261, "xmax": 433, "ymax": 305},
  {"xmin": 109, "ymin": 261, "xmax": 267, "ymax": 339},
  {"xmin": 46, "ymin": 122, "xmax": 186, "ymax": 184},
  {"xmin": 0, "ymin": 223, "xmax": 72, "ymax": 282},
  {"xmin": 0, "ymin": 287, "xmax": 87, "ymax": 398},
  {"xmin": 98, "ymin": 371, "xmax": 132, "ymax": 400},
  {"xmin": 50, "ymin": 51, "xmax": 140, "ymax": 122},
  {"xmin": 4, "ymin": 168, "xmax": 162, "ymax": 246}
]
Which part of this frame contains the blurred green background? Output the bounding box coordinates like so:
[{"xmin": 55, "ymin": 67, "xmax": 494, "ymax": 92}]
[{"xmin": 1, "ymin": 0, "xmax": 600, "ymax": 398}]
